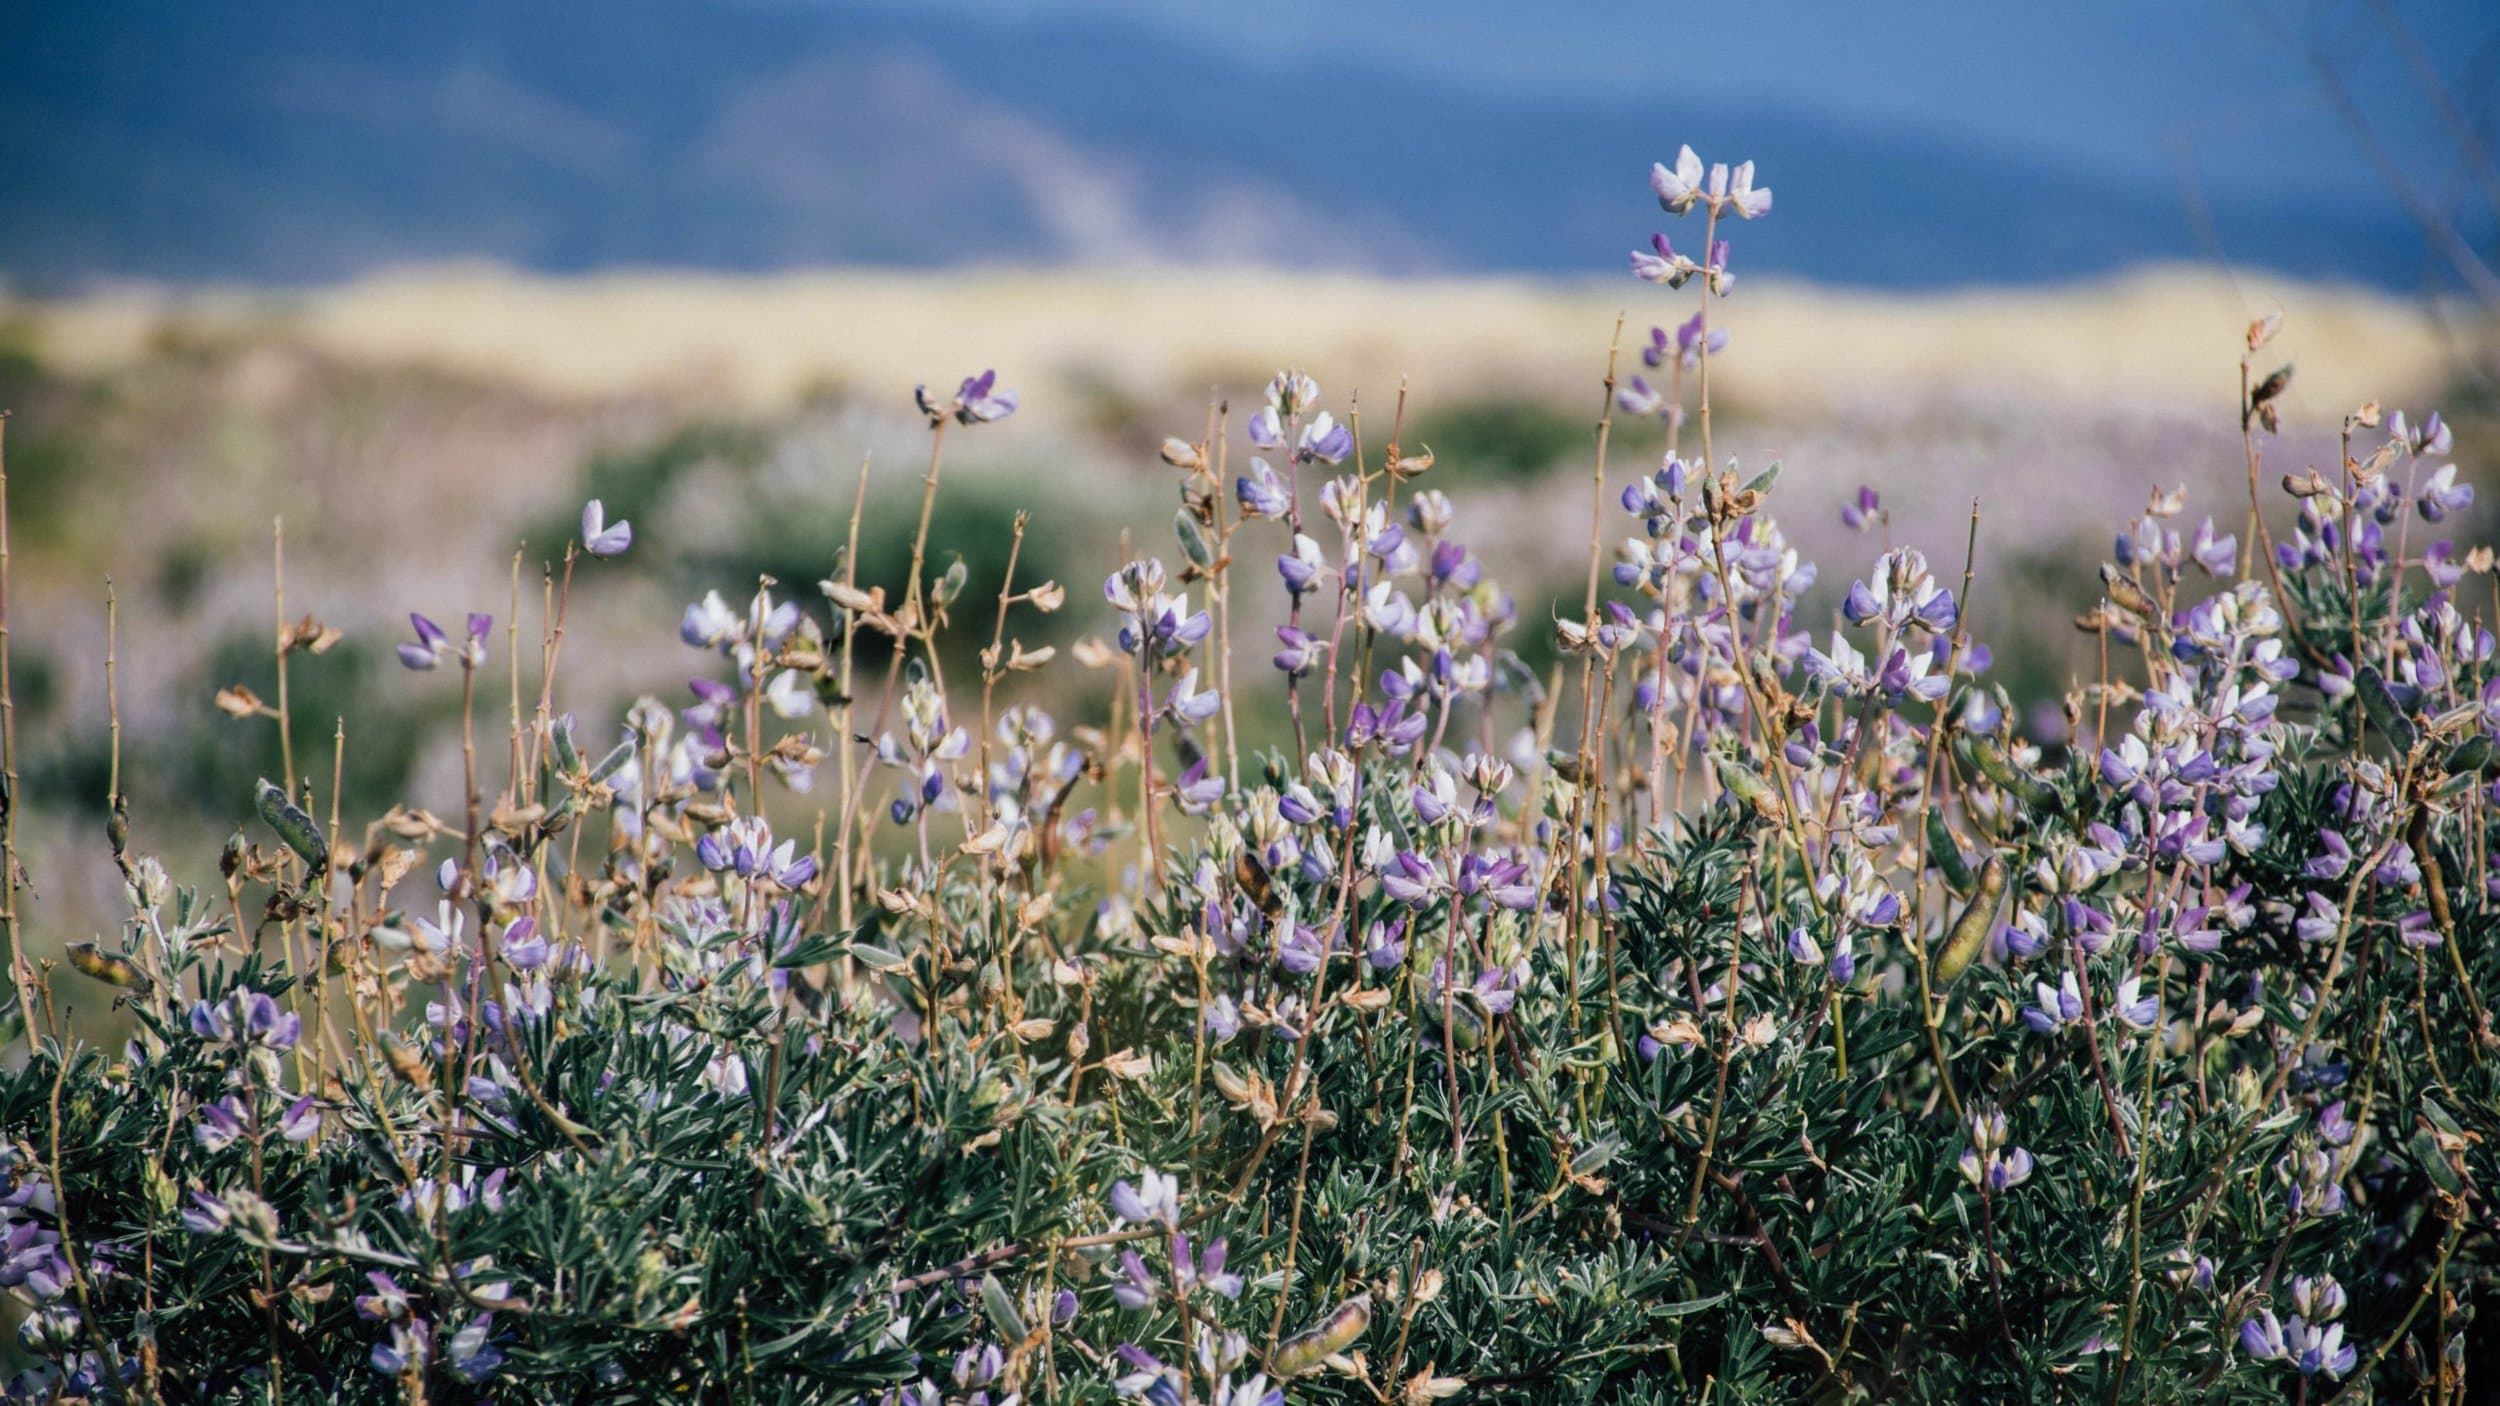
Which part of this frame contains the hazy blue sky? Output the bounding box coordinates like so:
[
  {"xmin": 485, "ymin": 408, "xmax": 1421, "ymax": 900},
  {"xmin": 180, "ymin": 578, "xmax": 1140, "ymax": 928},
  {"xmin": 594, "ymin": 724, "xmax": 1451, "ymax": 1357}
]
[{"xmin": 855, "ymin": 0, "xmax": 2499, "ymax": 202}]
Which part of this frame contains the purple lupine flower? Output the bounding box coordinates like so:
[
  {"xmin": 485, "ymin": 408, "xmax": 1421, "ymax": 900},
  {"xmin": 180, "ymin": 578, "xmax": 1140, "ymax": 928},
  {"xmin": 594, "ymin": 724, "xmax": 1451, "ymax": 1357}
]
[
  {"xmin": 1347, "ymin": 697, "xmax": 1427, "ymax": 751},
  {"xmin": 955, "ymin": 1343, "xmax": 1006, "ymax": 1391},
  {"xmin": 1365, "ymin": 918, "xmax": 1408, "ymax": 971},
  {"xmin": 2239, "ymin": 1309, "xmax": 2287, "ymax": 1362},
  {"xmin": 1201, "ymin": 994, "xmax": 1241, "ymax": 1043},
  {"xmin": 1840, "ymin": 485, "xmax": 1882, "ymax": 532},
  {"xmin": 1617, "ymin": 375, "xmax": 1667, "ymax": 417},
  {"xmin": 181, "ymin": 1191, "xmax": 232, "ymax": 1234},
  {"xmin": 1112, "ymin": 1249, "xmax": 1162, "ymax": 1310},
  {"xmin": 1378, "ymin": 851, "xmax": 1441, "ymax": 905},
  {"xmin": 1173, "ymin": 757, "xmax": 1225, "ymax": 815},
  {"xmin": 692, "ymin": 816, "xmax": 816, "ymax": 888},
  {"xmin": 190, "ymin": 988, "xmax": 302, "ymax": 1052},
  {"xmin": 372, "ymin": 1320, "xmax": 432, "ymax": 1376},
  {"xmin": 2292, "ymin": 1274, "xmax": 2347, "ymax": 1324},
  {"xmin": 1299, "ymin": 412, "xmax": 1354, "ymax": 465},
  {"xmin": 2392, "ymin": 408, "xmax": 2452, "ymax": 457},
  {"xmin": 1108, "ymin": 1169, "xmax": 1180, "ymax": 1227},
  {"xmin": 580, "ymin": 499, "xmax": 633, "ymax": 557},
  {"xmin": 278, "ymin": 1095, "xmax": 322, "ymax": 1143},
  {"xmin": 1428, "ymin": 538, "xmax": 1482, "ymax": 590},
  {"xmin": 398, "ymin": 612, "xmax": 490, "ymax": 672},
  {"xmin": 1957, "ymin": 1144, "xmax": 2035, "ymax": 1193},
  {"xmin": 355, "ymin": 1272, "xmax": 413, "ymax": 1323},
  {"xmin": 2112, "ymin": 977, "xmax": 2159, "ymax": 1030},
  {"xmin": 1412, "ymin": 767, "xmax": 1457, "ymax": 825},
  {"xmin": 1651, "ymin": 146, "xmax": 1705, "ymax": 214},
  {"xmin": 1173, "ymin": 1232, "xmax": 1244, "ymax": 1300},
  {"xmin": 2397, "ymin": 909, "xmax": 2442, "ymax": 948},
  {"xmin": 1276, "ymin": 534, "xmax": 1325, "ymax": 596},
  {"xmin": 2317, "ymin": 1101, "xmax": 2357, "ymax": 1146},
  {"xmin": 1629, "ymin": 232, "xmax": 1700, "ymax": 287},
  {"xmin": 1722, "ymin": 159, "xmax": 1773, "ymax": 218},
  {"xmin": 2417, "ymin": 463, "xmax": 2473, "ymax": 522},
  {"xmin": 1828, "ymin": 931, "xmax": 1857, "ymax": 984},
  {"xmin": 1274, "ymin": 923, "xmax": 1325, "ymax": 976},
  {"xmin": 1237, "ymin": 459, "xmax": 1291, "ymax": 518},
  {"xmin": 2375, "ymin": 840, "xmax": 2421, "ymax": 888},
  {"xmin": 192, "ymin": 1095, "xmax": 249, "ymax": 1152},
  {"xmin": 1114, "ymin": 1344, "xmax": 1184, "ymax": 1405},
  {"xmin": 919, "ymin": 369, "xmax": 1017, "ymax": 425},
  {"xmin": 445, "ymin": 1315, "xmax": 504, "ymax": 1384},
  {"xmin": 1273, "ymin": 625, "xmax": 1324, "ymax": 678},
  {"xmin": 2286, "ymin": 1318, "xmax": 2356, "ymax": 1377},
  {"xmin": 1672, "ymin": 309, "xmax": 1728, "ymax": 367},
  {"xmin": 398, "ymin": 613, "xmax": 450, "ymax": 671},
  {"xmin": 2023, "ymin": 973, "xmax": 2085, "ymax": 1033},
  {"xmin": 2188, "ymin": 517, "xmax": 2236, "ymax": 575},
  {"xmin": 2305, "ymin": 829, "xmax": 2352, "ymax": 880},
  {"xmin": 1164, "ymin": 669, "xmax": 1221, "ymax": 729},
  {"xmin": 501, "ymin": 917, "xmax": 549, "ymax": 970}
]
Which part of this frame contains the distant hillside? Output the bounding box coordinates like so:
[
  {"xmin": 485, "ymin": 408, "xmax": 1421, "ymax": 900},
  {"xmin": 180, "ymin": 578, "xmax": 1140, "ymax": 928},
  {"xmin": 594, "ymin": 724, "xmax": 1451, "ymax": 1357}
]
[{"xmin": 0, "ymin": 0, "xmax": 2429, "ymax": 290}]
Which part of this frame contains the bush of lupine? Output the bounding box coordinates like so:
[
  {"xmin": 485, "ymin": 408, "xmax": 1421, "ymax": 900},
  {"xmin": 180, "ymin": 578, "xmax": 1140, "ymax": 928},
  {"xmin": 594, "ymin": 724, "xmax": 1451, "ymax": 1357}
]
[{"xmin": 3, "ymin": 147, "xmax": 2496, "ymax": 1405}]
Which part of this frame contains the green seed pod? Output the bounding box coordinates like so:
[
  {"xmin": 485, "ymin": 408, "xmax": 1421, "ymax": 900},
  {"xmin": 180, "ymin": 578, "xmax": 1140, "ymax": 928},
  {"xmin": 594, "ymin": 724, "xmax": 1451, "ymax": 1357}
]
[
  {"xmin": 2446, "ymin": 734, "xmax": 2498, "ymax": 779},
  {"xmin": 254, "ymin": 779, "xmax": 329, "ymax": 873},
  {"xmin": 67, "ymin": 941, "xmax": 150, "ymax": 992},
  {"xmin": 550, "ymin": 717, "xmax": 582, "ymax": 774},
  {"xmin": 2099, "ymin": 563, "xmax": 2154, "ymax": 618},
  {"xmin": 1175, "ymin": 508, "xmax": 1215, "ymax": 569},
  {"xmin": 1965, "ymin": 737, "xmax": 2064, "ymax": 816},
  {"xmin": 1927, "ymin": 810, "xmax": 1975, "ymax": 894},
  {"xmin": 1713, "ymin": 756, "xmax": 1784, "ymax": 823},
  {"xmin": 589, "ymin": 738, "xmax": 636, "ymax": 785},
  {"xmin": 1930, "ymin": 856, "xmax": 2006, "ymax": 988},
  {"xmin": 1272, "ymin": 1295, "xmax": 1371, "ymax": 1377},
  {"xmin": 979, "ymin": 1272, "xmax": 1028, "ymax": 1345},
  {"xmin": 2356, "ymin": 666, "xmax": 2418, "ymax": 750}
]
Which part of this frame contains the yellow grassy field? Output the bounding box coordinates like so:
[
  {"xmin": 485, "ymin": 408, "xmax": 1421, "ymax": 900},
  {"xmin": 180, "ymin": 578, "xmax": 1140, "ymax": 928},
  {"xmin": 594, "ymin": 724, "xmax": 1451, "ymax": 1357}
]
[{"xmin": 7, "ymin": 263, "xmax": 2467, "ymax": 424}]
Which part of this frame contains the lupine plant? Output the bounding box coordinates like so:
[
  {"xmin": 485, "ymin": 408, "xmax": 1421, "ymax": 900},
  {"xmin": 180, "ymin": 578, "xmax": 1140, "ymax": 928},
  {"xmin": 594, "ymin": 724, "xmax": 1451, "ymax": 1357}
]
[{"xmin": 2, "ymin": 147, "xmax": 2496, "ymax": 1404}]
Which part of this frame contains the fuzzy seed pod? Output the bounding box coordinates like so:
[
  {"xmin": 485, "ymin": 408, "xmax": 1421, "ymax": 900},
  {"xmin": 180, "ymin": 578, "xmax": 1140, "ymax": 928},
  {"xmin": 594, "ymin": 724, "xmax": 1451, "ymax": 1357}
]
[
  {"xmin": 589, "ymin": 738, "xmax": 637, "ymax": 785},
  {"xmin": 1931, "ymin": 856, "xmax": 2006, "ymax": 987},
  {"xmin": 254, "ymin": 778, "xmax": 329, "ymax": 873},
  {"xmin": 1272, "ymin": 1295, "xmax": 1371, "ymax": 1377},
  {"xmin": 1927, "ymin": 810, "xmax": 1975, "ymax": 894},
  {"xmin": 67, "ymin": 941, "xmax": 150, "ymax": 991}
]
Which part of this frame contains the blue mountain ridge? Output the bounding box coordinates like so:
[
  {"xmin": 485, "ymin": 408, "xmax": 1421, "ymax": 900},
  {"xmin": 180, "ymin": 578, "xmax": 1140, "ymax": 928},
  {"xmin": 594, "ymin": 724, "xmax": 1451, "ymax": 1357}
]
[{"xmin": 0, "ymin": 0, "xmax": 2430, "ymax": 290}]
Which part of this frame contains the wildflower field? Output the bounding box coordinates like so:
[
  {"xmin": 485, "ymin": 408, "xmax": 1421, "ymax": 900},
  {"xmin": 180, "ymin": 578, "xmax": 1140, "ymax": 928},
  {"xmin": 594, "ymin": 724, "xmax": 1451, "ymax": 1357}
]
[{"xmin": 4, "ymin": 146, "xmax": 2499, "ymax": 1405}]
